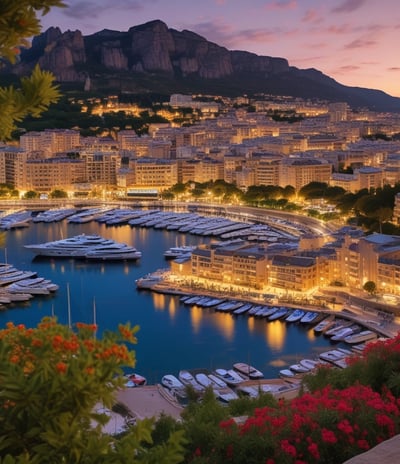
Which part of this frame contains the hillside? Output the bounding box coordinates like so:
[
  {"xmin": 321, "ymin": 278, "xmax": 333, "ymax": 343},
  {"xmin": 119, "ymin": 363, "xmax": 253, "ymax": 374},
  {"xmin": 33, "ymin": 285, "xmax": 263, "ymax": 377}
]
[{"xmin": 3, "ymin": 19, "xmax": 400, "ymax": 112}]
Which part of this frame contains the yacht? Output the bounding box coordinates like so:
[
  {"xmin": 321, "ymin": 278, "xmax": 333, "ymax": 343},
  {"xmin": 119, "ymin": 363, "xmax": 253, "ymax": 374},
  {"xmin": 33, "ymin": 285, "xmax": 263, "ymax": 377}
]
[
  {"xmin": 163, "ymin": 245, "xmax": 197, "ymax": 259},
  {"xmin": 0, "ymin": 210, "xmax": 32, "ymax": 229},
  {"xmin": 85, "ymin": 243, "xmax": 142, "ymax": 261},
  {"xmin": 24, "ymin": 234, "xmax": 141, "ymax": 260}
]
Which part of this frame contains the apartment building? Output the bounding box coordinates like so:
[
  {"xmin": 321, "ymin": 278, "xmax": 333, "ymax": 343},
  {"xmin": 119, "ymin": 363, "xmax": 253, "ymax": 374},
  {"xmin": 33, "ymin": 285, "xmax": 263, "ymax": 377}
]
[
  {"xmin": 25, "ymin": 158, "xmax": 86, "ymax": 192},
  {"xmin": 280, "ymin": 158, "xmax": 332, "ymax": 190},
  {"xmin": 20, "ymin": 129, "xmax": 80, "ymax": 154},
  {"xmin": 128, "ymin": 158, "xmax": 178, "ymax": 189},
  {"xmin": 190, "ymin": 243, "xmax": 267, "ymax": 289},
  {"xmin": 78, "ymin": 151, "xmax": 121, "ymax": 186},
  {"xmin": 178, "ymin": 159, "xmax": 224, "ymax": 184},
  {"xmin": 0, "ymin": 146, "xmax": 28, "ymax": 188}
]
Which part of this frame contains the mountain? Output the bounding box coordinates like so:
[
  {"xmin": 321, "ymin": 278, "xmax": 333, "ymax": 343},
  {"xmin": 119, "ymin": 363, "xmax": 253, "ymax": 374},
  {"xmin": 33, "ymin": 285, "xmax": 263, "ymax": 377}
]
[{"xmin": 4, "ymin": 20, "xmax": 400, "ymax": 112}]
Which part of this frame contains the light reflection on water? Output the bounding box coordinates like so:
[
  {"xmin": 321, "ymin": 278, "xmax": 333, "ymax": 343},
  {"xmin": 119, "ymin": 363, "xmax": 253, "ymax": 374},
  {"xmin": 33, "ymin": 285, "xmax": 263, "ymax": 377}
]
[{"xmin": 0, "ymin": 219, "xmax": 340, "ymax": 383}]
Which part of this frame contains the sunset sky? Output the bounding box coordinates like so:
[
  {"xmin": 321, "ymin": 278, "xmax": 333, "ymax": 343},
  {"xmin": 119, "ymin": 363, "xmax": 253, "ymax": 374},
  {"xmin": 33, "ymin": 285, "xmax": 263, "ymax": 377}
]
[{"xmin": 39, "ymin": 0, "xmax": 400, "ymax": 97}]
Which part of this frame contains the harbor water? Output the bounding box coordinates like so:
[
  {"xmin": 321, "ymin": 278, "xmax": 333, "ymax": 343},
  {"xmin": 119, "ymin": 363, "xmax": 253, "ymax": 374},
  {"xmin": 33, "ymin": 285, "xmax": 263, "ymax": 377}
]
[{"xmin": 0, "ymin": 220, "xmax": 341, "ymax": 384}]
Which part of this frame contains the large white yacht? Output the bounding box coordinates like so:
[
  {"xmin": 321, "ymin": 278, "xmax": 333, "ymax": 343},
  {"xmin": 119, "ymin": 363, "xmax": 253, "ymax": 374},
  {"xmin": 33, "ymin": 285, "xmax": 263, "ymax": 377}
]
[{"xmin": 24, "ymin": 234, "xmax": 141, "ymax": 260}]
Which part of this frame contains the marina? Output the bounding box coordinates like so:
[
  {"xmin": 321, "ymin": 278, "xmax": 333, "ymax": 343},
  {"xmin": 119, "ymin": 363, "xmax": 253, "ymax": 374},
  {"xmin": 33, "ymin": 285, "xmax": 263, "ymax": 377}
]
[{"xmin": 0, "ymin": 207, "xmax": 392, "ymax": 387}]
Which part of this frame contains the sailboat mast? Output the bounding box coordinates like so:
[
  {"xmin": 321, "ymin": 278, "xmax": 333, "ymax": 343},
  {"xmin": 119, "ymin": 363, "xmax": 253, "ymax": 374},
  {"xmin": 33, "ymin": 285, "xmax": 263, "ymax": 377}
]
[{"xmin": 67, "ymin": 282, "xmax": 72, "ymax": 329}]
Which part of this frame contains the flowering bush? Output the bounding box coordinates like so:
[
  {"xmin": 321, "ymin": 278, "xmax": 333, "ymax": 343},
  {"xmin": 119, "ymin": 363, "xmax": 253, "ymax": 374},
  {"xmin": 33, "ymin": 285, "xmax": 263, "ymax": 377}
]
[
  {"xmin": 0, "ymin": 318, "xmax": 184, "ymax": 463},
  {"xmin": 194, "ymin": 384, "xmax": 400, "ymax": 464}
]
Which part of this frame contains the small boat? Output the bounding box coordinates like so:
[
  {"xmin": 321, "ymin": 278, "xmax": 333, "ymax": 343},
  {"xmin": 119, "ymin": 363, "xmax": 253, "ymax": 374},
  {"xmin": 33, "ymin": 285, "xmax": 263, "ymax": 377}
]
[
  {"xmin": 344, "ymin": 330, "xmax": 378, "ymax": 344},
  {"xmin": 178, "ymin": 370, "xmax": 205, "ymax": 392},
  {"xmin": 233, "ymin": 362, "xmax": 264, "ymax": 380},
  {"xmin": 313, "ymin": 315, "xmax": 335, "ymax": 333},
  {"xmin": 285, "ymin": 309, "xmax": 305, "ymax": 322},
  {"xmin": 268, "ymin": 307, "xmax": 288, "ymax": 321},
  {"xmin": 299, "ymin": 359, "xmax": 320, "ymax": 371},
  {"xmin": 161, "ymin": 374, "xmax": 185, "ymax": 390},
  {"xmin": 319, "ymin": 349, "xmax": 347, "ymax": 363},
  {"xmin": 214, "ymin": 368, "xmax": 245, "ymax": 386},
  {"xmin": 164, "ymin": 245, "xmax": 196, "ymax": 259},
  {"xmin": 330, "ymin": 326, "xmax": 360, "ymax": 342},
  {"xmin": 124, "ymin": 372, "xmax": 147, "ymax": 387},
  {"xmin": 195, "ymin": 373, "xmax": 214, "ymax": 388},
  {"xmin": 233, "ymin": 303, "xmax": 253, "ymax": 315},
  {"xmin": 279, "ymin": 369, "xmax": 295, "ymax": 378},
  {"xmin": 289, "ymin": 363, "xmax": 309, "ymax": 374},
  {"xmin": 300, "ymin": 311, "xmax": 319, "ymax": 324}
]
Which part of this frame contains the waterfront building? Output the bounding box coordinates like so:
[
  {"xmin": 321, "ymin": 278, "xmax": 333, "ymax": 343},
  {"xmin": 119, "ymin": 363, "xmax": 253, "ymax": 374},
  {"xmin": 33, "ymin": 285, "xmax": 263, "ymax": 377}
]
[
  {"xmin": 190, "ymin": 243, "xmax": 267, "ymax": 289},
  {"xmin": 267, "ymin": 254, "xmax": 318, "ymax": 292},
  {"xmin": 128, "ymin": 158, "xmax": 178, "ymax": 189},
  {"xmin": 25, "ymin": 158, "xmax": 86, "ymax": 192}
]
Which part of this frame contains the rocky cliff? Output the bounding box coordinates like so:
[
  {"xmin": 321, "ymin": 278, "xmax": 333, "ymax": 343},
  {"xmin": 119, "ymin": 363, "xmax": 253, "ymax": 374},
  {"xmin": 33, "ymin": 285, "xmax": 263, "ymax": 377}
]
[{"xmin": 5, "ymin": 19, "xmax": 400, "ymax": 112}]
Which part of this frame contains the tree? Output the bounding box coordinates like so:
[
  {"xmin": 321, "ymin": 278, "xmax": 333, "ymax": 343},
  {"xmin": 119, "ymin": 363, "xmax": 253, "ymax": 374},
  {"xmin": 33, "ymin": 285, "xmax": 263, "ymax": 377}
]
[
  {"xmin": 363, "ymin": 280, "xmax": 377, "ymax": 295},
  {"xmin": 24, "ymin": 190, "xmax": 39, "ymax": 198},
  {"xmin": 0, "ymin": 1, "xmax": 63, "ymax": 140},
  {"xmin": 50, "ymin": 188, "xmax": 68, "ymax": 198},
  {"xmin": 0, "ymin": 319, "xmax": 185, "ymax": 463}
]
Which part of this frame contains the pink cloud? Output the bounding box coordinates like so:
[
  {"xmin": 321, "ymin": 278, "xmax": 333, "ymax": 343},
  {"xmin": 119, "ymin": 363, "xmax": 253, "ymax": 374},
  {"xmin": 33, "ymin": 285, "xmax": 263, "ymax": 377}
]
[
  {"xmin": 344, "ymin": 38, "xmax": 377, "ymax": 49},
  {"xmin": 62, "ymin": 0, "xmax": 149, "ymax": 19},
  {"xmin": 331, "ymin": 0, "xmax": 366, "ymax": 14},
  {"xmin": 302, "ymin": 9, "xmax": 323, "ymax": 24},
  {"xmin": 336, "ymin": 65, "xmax": 361, "ymax": 73},
  {"xmin": 264, "ymin": 0, "xmax": 297, "ymax": 11},
  {"xmin": 388, "ymin": 67, "xmax": 400, "ymax": 71},
  {"xmin": 189, "ymin": 19, "xmax": 282, "ymax": 49}
]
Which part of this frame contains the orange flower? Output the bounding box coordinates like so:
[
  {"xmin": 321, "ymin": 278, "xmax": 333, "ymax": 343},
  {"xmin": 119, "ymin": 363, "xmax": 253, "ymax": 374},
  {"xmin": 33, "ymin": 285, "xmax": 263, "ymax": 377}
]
[
  {"xmin": 56, "ymin": 362, "xmax": 67, "ymax": 374},
  {"xmin": 86, "ymin": 366, "xmax": 95, "ymax": 375},
  {"xmin": 10, "ymin": 354, "xmax": 20, "ymax": 364}
]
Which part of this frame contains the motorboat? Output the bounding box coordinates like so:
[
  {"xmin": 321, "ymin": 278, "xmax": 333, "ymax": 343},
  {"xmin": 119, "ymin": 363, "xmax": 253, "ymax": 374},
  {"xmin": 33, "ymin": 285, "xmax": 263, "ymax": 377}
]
[
  {"xmin": 319, "ymin": 349, "xmax": 348, "ymax": 363},
  {"xmin": 0, "ymin": 210, "xmax": 32, "ymax": 230},
  {"xmin": 124, "ymin": 372, "xmax": 147, "ymax": 387},
  {"xmin": 279, "ymin": 369, "xmax": 295, "ymax": 378},
  {"xmin": 178, "ymin": 370, "xmax": 205, "ymax": 392},
  {"xmin": 164, "ymin": 245, "xmax": 196, "ymax": 259},
  {"xmin": 300, "ymin": 311, "xmax": 319, "ymax": 324},
  {"xmin": 33, "ymin": 208, "xmax": 76, "ymax": 223},
  {"xmin": 135, "ymin": 273, "xmax": 164, "ymax": 289},
  {"xmin": 7, "ymin": 277, "xmax": 59, "ymax": 294},
  {"xmin": 313, "ymin": 315, "xmax": 335, "ymax": 333},
  {"xmin": 161, "ymin": 374, "xmax": 185, "ymax": 390},
  {"xmin": 344, "ymin": 330, "xmax": 378, "ymax": 344},
  {"xmin": 0, "ymin": 270, "xmax": 37, "ymax": 286},
  {"xmin": 214, "ymin": 368, "xmax": 245, "ymax": 386},
  {"xmin": 233, "ymin": 362, "xmax": 264, "ymax": 380},
  {"xmin": 330, "ymin": 325, "xmax": 360, "ymax": 342},
  {"xmin": 285, "ymin": 309, "xmax": 305, "ymax": 322},
  {"xmin": 299, "ymin": 359, "xmax": 320, "ymax": 371},
  {"xmin": 233, "ymin": 303, "xmax": 253, "ymax": 315},
  {"xmin": 289, "ymin": 363, "xmax": 309, "ymax": 374},
  {"xmin": 268, "ymin": 307, "xmax": 288, "ymax": 321}
]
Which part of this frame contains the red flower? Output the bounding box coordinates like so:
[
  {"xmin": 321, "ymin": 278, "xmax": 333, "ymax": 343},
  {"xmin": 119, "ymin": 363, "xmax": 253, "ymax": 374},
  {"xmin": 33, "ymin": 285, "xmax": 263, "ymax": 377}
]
[{"xmin": 321, "ymin": 428, "xmax": 338, "ymax": 444}]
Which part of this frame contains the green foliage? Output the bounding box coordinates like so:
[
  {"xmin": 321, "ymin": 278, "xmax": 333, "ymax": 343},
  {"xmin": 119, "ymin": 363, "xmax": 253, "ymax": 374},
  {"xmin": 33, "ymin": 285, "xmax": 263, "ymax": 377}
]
[
  {"xmin": 0, "ymin": 1, "xmax": 64, "ymax": 140},
  {"xmin": 0, "ymin": 319, "xmax": 185, "ymax": 463},
  {"xmin": 0, "ymin": 1, "xmax": 65, "ymax": 63},
  {"xmin": 363, "ymin": 280, "xmax": 377, "ymax": 295},
  {"xmin": 49, "ymin": 189, "xmax": 68, "ymax": 198},
  {"xmin": 23, "ymin": 190, "xmax": 38, "ymax": 199}
]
